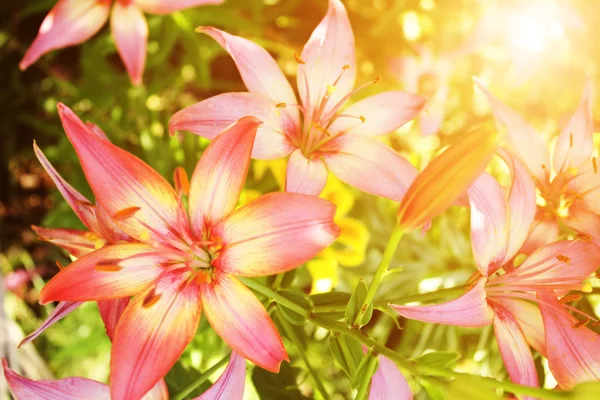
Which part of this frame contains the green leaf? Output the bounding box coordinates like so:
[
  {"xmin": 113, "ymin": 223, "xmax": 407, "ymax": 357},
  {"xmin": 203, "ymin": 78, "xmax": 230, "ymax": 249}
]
[
  {"xmin": 311, "ymin": 291, "xmax": 351, "ymax": 307},
  {"xmin": 345, "ymin": 280, "xmax": 373, "ymax": 327},
  {"xmin": 277, "ymin": 289, "xmax": 313, "ymax": 326},
  {"xmin": 350, "ymin": 348, "xmax": 378, "ymax": 391},
  {"xmin": 252, "ymin": 362, "xmax": 309, "ymax": 400},
  {"xmin": 446, "ymin": 376, "xmax": 498, "ymax": 400},
  {"xmin": 374, "ymin": 305, "xmax": 403, "ymax": 330},
  {"xmin": 418, "ymin": 378, "xmax": 447, "ymax": 400},
  {"xmin": 417, "ymin": 351, "xmax": 461, "ymax": 369},
  {"xmin": 330, "ymin": 333, "xmax": 364, "ymax": 378}
]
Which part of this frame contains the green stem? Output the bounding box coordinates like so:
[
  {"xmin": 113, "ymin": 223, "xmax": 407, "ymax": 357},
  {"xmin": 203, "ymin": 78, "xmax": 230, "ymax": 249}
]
[
  {"xmin": 239, "ymin": 277, "xmax": 310, "ymax": 318},
  {"xmin": 354, "ymin": 351, "xmax": 379, "ymax": 400},
  {"xmin": 352, "ymin": 226, "xmax": 404, "ymax": 326},
  {"xmin": 276, "ymin": 313, "xmax": 330, "ymax": 400},
  {"xmin": 377, "ymin": 285, "xmax": 467, "ymax": 307},
  {"xmin": 173, "ymin": 354, "xmax": 230, "ymax": 400},
  {"xmin": 243, "ymin": 279, "xmax": 568, "ymax": 400}
]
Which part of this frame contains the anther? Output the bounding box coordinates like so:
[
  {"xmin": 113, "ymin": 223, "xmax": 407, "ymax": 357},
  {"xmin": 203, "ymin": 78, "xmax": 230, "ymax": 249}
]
[
  {"xmin": 556, "ymin": 254, "xmax": 571, "ymax": 263},
  {"xmin": 76, "ymin": 200, "xmax": 94, "ymax": 207},
  {"xmin": 359, "ymin": 116, "xmax": 366, "ymax": 123},
  {"xmin": 95, "ymin": 264, "xmax": 123, "ymax": 272},
  {"xmin": 56, "ymin": 260, "xmax": 64, "ymax": 270},
  {"xmin": 174, "ymin": 167, "xmax": 190, "ymax": 196},
  {"xmin": 113, "ymin": 207, "xmax": 141, "ymax": 221},
  {"xmin": 577, "ymin": 233, "xmax": 593, "ymax": 241},
  {"xmin": 143, "ymin": 291, "xmax": 162, "ymax": 308},
  {"xmin": 559, "ymin": 294, "xmax": 582, "ymax": 304},
  {"xmin": 593, "ymin": 157, "xmax": 597, "ymax": 174},
  {"xmin": 573, "ymin": 316, "xmax": 590, "ymax": 328},
  {"xmin": 276, "ymin": 102, "xmax": 287, "ymax": 108},
  {"xmin": 373, "ymin": 76, "xmax": 381, "ymax": 83},
  {"xmin": 294, "ymin": 53, "xmax": 305, "ymax": 64},
  {"xmin": 569, "ymin": 132, "xmax": 574, "ymax": 148},
  {"xmin": 343, "ymin": 64, "xmax": 351, "ymax": 70}
]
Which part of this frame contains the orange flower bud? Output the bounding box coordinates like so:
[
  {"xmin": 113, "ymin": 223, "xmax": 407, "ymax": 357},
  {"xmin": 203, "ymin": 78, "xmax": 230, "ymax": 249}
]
[{"xmin": 397, "ymin": 126, "xmax": 500, "ymax": 230}]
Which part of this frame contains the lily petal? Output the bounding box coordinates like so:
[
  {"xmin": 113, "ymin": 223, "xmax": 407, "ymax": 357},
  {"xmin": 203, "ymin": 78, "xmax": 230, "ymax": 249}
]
[
  {"xmin": 39, "ymin": 243, "xmax": 166, "ymax": 304},
  {"xmin": 111, "ymin": 269, "xmax": 201, "ymax": 400},
  {"xmin": 369, "ymin": 355, "xmax": 413, "ymax": 400},
  {"xmin": 111, "ymin": 2, "xmax": 148, "ymax": 85},
  {"xmin": 391, "ymin": 278, "xmax": 494, "ymax": 327},
  {"xmin": 285, "ymin": 149, "xmax": 328, "ymax": 195},
  {"xmin": 491, "ymin": 298, "xmax": 545, "ymax": 355},
  {"xmin": 33, "ymin": 143, "xmax": 97, "ymax": 232},
  {"xmin": 19, "ymin": 0, "xmax": 110, "ymax": 70},
  {"xmin": 213, "ymin": 192, "xmax": 339, "ymax": 277},
  {"xmin": 135, "ymin": 0, "xmax": 224, "ymax": 14},
  {"xmin": 322, "ymin": 134, "xmax": 417, "ymax": 201},
  {"xmin": 298, "ymin": 0, "xmax": 355, "ymax": 116},
  {"xmin": 553, "ymin": 81, "xmax": 594, "ymax": 173},
  {"xmin": 491, "ymin": 303, "xmax": 539, "ymax": 389},
  {"xmin": 199, "ymin": 27, "xmax": 298, "ymax": 125},
  {"xmin": 500, "ymin": 149, "xmax": 537, "ymax": 262},
  {"xmin": 538, "ymin": 291, "xmax": 600, "ymax": 389},
  {"xmin": 328, "ymin": 91, "xmax": 425, "ymax": 137},
  {"xmin": 143, "ymin": 380, "xmax": 170, "ymax": 400},
  {"xmin": 200, "ymin": 273, "xmax": 288, "ymax": 372},
  {"xmin": 519, "ymin": 216, "xmax": 559, "ymax": 255},
  {"xmin": 169, "ymin": 93, "xmax": 296, "ymax": 160},
  {"xmin": 467, "ymin": 171, "xmax": 508, "ymax": 276},
  {"xmin": 474, "ymin": 78, "xmax": 550, "ymax": 181},
  {"xmin": 568, "ymin": 161, "xmax": 600, "ymax": 215},
  {"xmin": 189, "ymin": 117, "xmax": 261, "ymax": 234},
  {"xmin": 31, "ymin": 226, "xmax": 100, "ymax": 258},
  {"xmin": 563, "ymin": 203, "xmax": 600, "ymax": 238},
  {"xmin": 194, "ymin": 352, "xmax": 246, "ymax": 400},
  {"xmin": 58, "ymin": 103, "xmax": 183, "ymax": 242},
  {"xmin": 19, "ymin": 301, "xmax": 82, "ymax": 347},
  {"xmin": 2, "ymin": 358, "xmax": 110, "ymax": 400},
  {"xmin": 97, "ymin": 298, "xmax": 130, "ymax": 340}
]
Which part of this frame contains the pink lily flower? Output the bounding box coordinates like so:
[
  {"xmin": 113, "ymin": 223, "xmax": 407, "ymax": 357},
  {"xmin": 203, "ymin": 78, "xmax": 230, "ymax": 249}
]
[
  {"xmin": 169, "ymin": 0, "xmax": 425, "ymax": 197},
  {"xmin": 36, "ymin": 104, "xmax": 339, "ymax": 400},
  {"xmin": 20, "ymin": 125, "xmax": 137, "ymax": 346},
  {"xmin": 19, "ymin": 0, "xmax": 224, "ymax": 85},
  {"xmin": 391, "ymin": 150, "xmax": 600, "ymax": 390},
  {"xmin": 2, "ymin": 351, "xmax": 246, "ymax": 399},
  {"xmin": 369, "ymin": 354, "xmax": 412, "ymax": 400},
  {"xmin": 474, "ymin": 79, "xmax": 598, "ymax": 246}
]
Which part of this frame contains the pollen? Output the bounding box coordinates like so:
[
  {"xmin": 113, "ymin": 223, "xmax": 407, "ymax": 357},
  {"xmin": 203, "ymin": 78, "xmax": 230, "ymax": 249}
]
[
  {"xmin": 113, "ymin": 206, "xmax": 141, "ymax": 221},
  {"xmin": 556, "ymin": 254, "xmax": 571, "ymax": 263},
  {"xmin": 294, "ymin": 53, "xmax": 305, "ymax": 64},
  {"xmin": 95, "ymin": 264, "xmax": 123, "ymax": 272}
]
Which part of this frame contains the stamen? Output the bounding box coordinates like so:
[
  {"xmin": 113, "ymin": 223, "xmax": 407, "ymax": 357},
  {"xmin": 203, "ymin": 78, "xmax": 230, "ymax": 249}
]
[
  {"xmin": 174, "ymin": 167, "xmax": 190, "ymax": 196},
  {"xmin": 314, "ymin": 123, "xmax": 332, "ymax": 137},
  {"xmin": 113, "ymin": 207, "xmax": 141, "ymax": 221},
  {"xmin": 294, "ymin": 53, "xmax": 305, "ymax": 65},
  {"xmin": 559, "ymin": 294, "xmax": 582, "ymax": 303},
  {"xmin": 142, "ymin": 291, "xmax": 162, "ymax": 308},
  {"xmin": 95, "ymin": 264, "xmax": 123, "ymax": 272},
  {"xmin": 573, "ymin": 316, "xmax": 590, "ymax": 328},
  {"xmin": 322, "ymin": 76, "xmax": 382, "ymax": 122},
  {"xmin": 556, "ymin": 254, "xmax": 571, "ymax": 263},
  {"xmin": 569, "ymin": 132, "xmax": 574, "ymax": 148}
]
